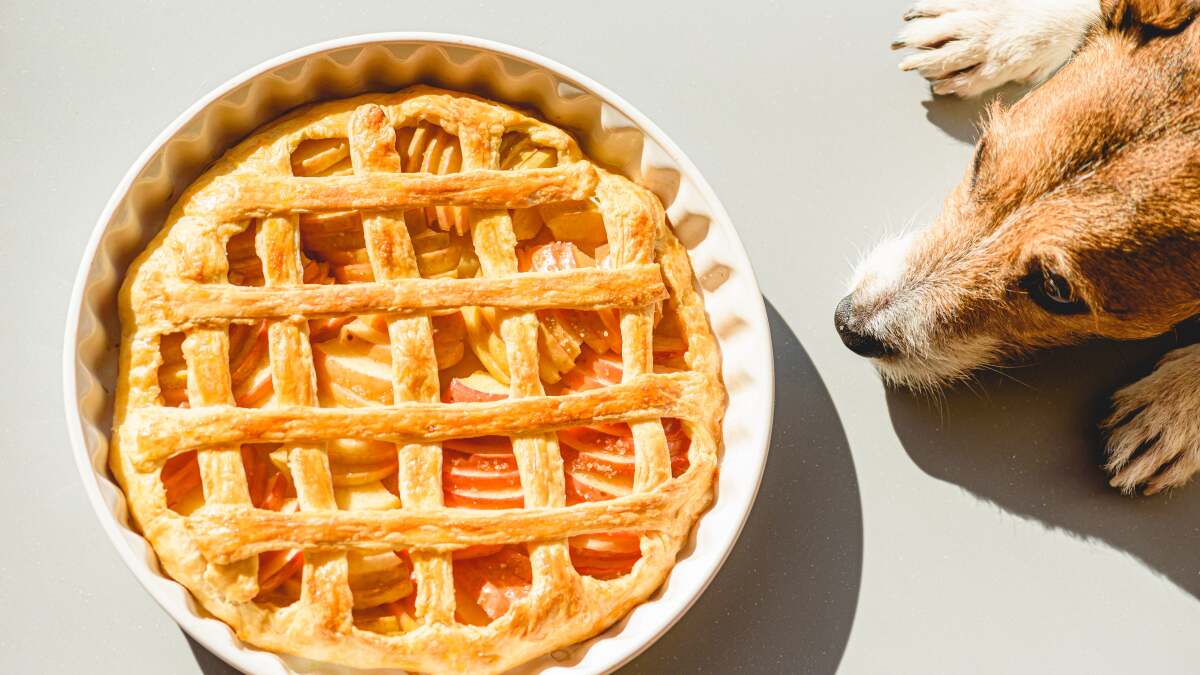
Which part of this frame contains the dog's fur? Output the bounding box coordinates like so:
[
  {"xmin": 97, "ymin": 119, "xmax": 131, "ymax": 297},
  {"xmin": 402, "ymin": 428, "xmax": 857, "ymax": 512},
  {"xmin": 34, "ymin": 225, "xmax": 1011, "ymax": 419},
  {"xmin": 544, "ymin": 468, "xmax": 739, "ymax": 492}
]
[{"xmin": 841, "ymin": 0, "xmax": 1200, "ymax": 494}]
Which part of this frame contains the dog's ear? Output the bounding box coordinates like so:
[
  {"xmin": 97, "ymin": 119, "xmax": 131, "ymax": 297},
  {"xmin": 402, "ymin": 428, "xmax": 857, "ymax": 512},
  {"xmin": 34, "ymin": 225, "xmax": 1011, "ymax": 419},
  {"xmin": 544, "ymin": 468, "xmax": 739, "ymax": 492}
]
[{"xmin": 1103, "ymin": 0, "xmax": 1200, "ymax": 31}]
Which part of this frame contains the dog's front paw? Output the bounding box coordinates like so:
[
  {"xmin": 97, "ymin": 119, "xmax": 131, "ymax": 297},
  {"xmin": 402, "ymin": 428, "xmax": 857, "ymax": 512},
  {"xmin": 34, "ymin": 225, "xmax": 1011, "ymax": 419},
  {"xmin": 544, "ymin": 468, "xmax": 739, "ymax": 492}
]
[
  {"xmin": 892, "ymin": 0, "xmax": 1099, "ymax": 97},
  {"xmin": 1105, "ymin": 344, "xmax": 1200, "ymax": 495}
]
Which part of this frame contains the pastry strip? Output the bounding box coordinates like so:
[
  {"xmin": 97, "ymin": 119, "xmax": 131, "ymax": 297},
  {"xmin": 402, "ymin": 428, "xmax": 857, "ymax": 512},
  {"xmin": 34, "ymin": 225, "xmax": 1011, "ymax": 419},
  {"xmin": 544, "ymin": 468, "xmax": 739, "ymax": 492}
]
[
  {"xmin": 459, "ymin": 124, "xmax": 580, "ymax": 614},
  {"xmin": 350, "ymin": 103, "xmax": 455, "ymax": 625},
  {"xmin": 157, "ymin": 265, "xmax": 665, "ymax": 327},
  {"xmin": 183, "ymin": 327, "xmax": 260, "ymax": 601},
  {"xmin": 192, "ymin": 164, "xmax": 597, "ymax": 220},
  {"xmin": 256, "ymin": 213, "xmax": 354, "ymax": 634},
  {"xmin": 126, "ymin": 372, "xmax": 702, "ymax": 469},
  {"xmin": 189, "ymin": 483, "xmax": 691, "ymax": 563}
]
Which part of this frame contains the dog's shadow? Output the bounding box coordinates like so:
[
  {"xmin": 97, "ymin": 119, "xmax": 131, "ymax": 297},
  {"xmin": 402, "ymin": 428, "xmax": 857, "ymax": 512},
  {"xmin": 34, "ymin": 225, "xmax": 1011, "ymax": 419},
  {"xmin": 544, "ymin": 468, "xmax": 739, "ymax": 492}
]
[{"xmin": 888, "ymin": 323, "xmax": 1200, "ymax": 599}]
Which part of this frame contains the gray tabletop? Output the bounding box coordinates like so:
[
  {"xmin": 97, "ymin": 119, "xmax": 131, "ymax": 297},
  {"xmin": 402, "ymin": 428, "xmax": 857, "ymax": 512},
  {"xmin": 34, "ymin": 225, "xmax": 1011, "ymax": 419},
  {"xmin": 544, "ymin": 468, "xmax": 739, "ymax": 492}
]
[{"xmin": 5, "ymin": 1, "xmax": 1200, "ymax": 673}]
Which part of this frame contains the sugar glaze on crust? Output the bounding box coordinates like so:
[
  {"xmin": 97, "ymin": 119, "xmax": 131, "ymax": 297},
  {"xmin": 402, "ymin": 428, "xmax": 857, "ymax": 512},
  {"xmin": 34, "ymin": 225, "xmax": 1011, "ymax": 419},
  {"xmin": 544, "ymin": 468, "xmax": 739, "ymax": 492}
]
[{"xmin": 109, "ymin": 86, "xmax": 725, "ymax": 673}]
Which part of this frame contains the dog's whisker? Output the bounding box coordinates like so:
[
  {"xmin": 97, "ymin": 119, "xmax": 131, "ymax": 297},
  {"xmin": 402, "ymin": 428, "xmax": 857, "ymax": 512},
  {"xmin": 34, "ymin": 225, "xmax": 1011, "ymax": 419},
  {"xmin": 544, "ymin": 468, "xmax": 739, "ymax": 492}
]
[{"xmin": 977, "ymin": 364, "xmax": 1033, "ymax": 390}]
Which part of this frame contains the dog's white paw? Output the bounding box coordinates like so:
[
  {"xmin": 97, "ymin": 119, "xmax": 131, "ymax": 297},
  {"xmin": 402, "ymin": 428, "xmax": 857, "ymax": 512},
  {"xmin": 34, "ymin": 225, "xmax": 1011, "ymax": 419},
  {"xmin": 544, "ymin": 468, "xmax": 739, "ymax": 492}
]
[
  {"xmin": 1105, "ymin": 344, "xmax": 1200, "ymax": 495},
  {"xmin": 893, "ymin": 0, "xmax": 1099, "ymax": 97}
]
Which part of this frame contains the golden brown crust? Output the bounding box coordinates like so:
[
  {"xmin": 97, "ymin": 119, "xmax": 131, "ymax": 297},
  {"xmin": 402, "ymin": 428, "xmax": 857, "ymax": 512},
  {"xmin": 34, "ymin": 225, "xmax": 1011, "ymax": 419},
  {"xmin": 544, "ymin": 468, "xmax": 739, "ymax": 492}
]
[
  {"xmin": 109, "ymin": 85, "xmax": 726, "ymax": 673},
  {"xmin": 154, "ymin": 265, "xmax": 666, "ymax": 330},
  {"xmin": 187, "ymin": 475, "xmax": 700, "ymax": 563},
  {"xmin": 193, "ymin": 164, "xmax": 597, "ymax": 221},
  {"xmin": 126, "ymin": 372, "xmax": 704, "ymax": 469}
]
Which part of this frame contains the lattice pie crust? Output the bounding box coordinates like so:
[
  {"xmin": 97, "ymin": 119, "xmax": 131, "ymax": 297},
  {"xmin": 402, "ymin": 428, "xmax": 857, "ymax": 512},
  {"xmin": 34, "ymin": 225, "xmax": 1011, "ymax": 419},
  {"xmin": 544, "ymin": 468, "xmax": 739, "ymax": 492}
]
[{"xmin": 110, "ymin": 86, "xmax": 725, "ymax": 673}]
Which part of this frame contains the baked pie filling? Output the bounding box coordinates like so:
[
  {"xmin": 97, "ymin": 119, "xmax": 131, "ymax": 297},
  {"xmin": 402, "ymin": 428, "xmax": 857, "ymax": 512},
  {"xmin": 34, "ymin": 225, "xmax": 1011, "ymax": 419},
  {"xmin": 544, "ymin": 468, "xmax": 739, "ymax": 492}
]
[{"xmin": 111, "ymin": 87, "xmax": 725, "ymax": 673}]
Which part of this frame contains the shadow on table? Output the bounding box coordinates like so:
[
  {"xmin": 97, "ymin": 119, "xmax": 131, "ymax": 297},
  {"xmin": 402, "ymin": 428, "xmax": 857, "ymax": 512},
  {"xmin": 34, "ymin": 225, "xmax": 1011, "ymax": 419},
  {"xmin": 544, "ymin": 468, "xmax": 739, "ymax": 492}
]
[
  {"xmin": 186, "ymin": 634, "xmax": 239, "ymax": 674},
  {"xmin": 186, "ymin": 300, "xmax": 864, "ymax": 675},
  {"xmin": 624, "ymin": 300, "xmax": 863, "ymax": 675},
  {"xmin": 921, "ymin": 82, "xmax": 1030, "ymax": 144},
  {"xmin": 887, "ymin": 323, "xmax": 1200, "ymax": 601}
]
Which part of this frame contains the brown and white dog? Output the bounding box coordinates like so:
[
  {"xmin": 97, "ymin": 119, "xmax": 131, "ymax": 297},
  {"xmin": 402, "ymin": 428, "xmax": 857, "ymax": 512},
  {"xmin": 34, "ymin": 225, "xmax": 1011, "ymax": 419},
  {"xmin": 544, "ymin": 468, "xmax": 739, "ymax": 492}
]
[{"xmin": 837, "ymin": 0, "xmax": 1200, "ymax": 494}]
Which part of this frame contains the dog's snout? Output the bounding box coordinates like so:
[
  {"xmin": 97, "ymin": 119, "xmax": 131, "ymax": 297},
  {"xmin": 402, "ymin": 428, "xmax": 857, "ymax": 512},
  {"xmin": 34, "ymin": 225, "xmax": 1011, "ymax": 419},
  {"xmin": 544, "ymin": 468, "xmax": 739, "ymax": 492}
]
[{"xmin": 835, "ymin": 295, "xmax": 893, "ymax": 358}]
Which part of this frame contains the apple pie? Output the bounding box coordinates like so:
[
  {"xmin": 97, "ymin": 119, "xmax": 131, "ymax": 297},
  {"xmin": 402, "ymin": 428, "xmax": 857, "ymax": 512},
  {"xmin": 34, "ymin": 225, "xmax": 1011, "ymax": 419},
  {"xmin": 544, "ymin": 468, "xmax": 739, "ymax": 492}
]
[{"xmin": 109, "ymin": 86, "xmax": 725, "ymax": 673}]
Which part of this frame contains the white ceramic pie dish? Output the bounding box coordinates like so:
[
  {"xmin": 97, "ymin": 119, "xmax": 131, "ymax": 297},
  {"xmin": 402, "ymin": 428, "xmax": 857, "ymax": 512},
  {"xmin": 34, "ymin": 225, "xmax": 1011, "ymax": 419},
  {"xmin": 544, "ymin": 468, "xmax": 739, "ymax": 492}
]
[{"xmin": 63, "ymin": 34, "xmax": 773, "ymax": 674}]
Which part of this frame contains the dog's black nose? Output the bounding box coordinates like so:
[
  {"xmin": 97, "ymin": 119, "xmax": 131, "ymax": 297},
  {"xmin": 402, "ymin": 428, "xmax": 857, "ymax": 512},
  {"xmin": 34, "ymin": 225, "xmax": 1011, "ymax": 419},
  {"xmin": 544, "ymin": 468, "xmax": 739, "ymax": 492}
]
[{"xmin": 835, "ymin": 295, "xmax": 892, "ymax": 358}]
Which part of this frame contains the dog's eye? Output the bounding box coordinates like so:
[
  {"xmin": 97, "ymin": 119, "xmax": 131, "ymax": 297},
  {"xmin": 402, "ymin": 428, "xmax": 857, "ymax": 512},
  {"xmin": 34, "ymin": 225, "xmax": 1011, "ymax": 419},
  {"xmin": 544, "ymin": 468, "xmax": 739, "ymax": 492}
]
[
  {"xmin": 1020, "ymin": 267, "xmax": 1088, "ymax": 315},
  {"xmin": 1042, "ymin": 274, "xmax": 1072, "ymax": 303}
]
